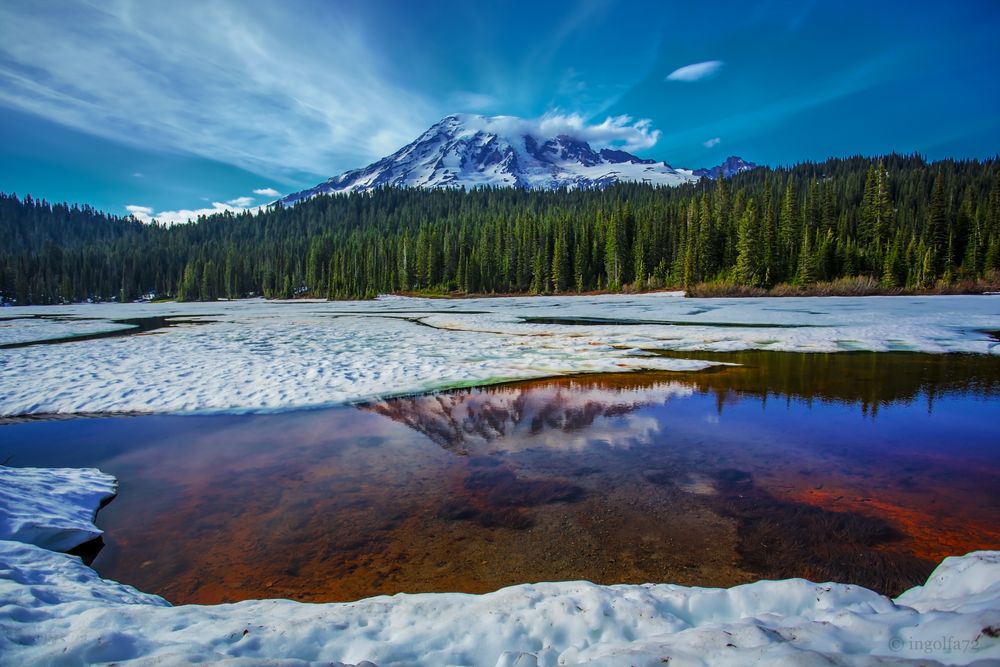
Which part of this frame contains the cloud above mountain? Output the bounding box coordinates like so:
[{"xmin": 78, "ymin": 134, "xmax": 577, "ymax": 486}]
[
  {"xmin": 464, "ymin": 113, "xmax": 660, "ymax": 152},
  {"xmin": 535, "ymin": 113, "xmax": 661, "ymax": 151}
]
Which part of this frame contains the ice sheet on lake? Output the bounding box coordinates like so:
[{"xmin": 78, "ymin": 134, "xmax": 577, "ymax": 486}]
[
  {"xmin": 0, "ymin": 316, "xmax": 134, "ymax": 346},
  {"xmin": 0, "ymin": 294, "xmax": 997, "ymax": 416},
  {"xmin": 0, "ymin": 466, "xmax": 116, "ymax": 551}
]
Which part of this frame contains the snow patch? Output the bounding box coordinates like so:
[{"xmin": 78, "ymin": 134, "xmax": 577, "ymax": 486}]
[
  {"xmin": 0, "ymin": 317, "xmax": 134, "ymax": 346},
  {"xmin": 0, "ymin": 294, "xmax": 997, "ymax": 416},
  {"xmin": 0, "ymin": 466, "xmax": 116, "ymax": 551},
  {"xmin": 1, "ymin": 539, "xmax": 998, "ymax": 666}
]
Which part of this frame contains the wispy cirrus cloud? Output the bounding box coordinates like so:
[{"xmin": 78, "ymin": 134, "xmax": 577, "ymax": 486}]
[
  {"xmin": 666, "ymin": 60, "xmax": 724, "ymax": 82},
  {"xmin": 703, "ymin": 137, "xmax": 721, "ymax": 148},
  {"xmin": 0, "ymin": 1, "xmax": 436, "ymax": 178},
  {"xmin": 0, "ymin": 1, "xmax": 666, "ymax": 184}
]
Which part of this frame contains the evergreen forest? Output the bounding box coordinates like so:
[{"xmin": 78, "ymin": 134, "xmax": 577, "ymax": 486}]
[{"xmin": 2, "ymin": 154, "xmax": 998, "ymax": 304}]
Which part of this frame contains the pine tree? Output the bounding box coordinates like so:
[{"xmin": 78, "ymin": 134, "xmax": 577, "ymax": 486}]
[
  {"xmin": 873, "ymin": 160, "xmax": 894, "ymax": 260},
  {"xmin": 551, "ymin": 228, "xmax": 569, "ymax": 293},
  {"xmin": 604, "ymin": 210, "xmax": 623, "ymax": 290},
  {"xmin": 697, "ymin": 194, "xmax": 714, "ymax": 280},
  {"xmin": 925, "ymin": 173, "xmax": 949, "ymax": 280},
  {"xmin": 761, "ymin": 180, "xmax": 775, "ymax": 286},
  {"xmin": 735, "ymin": 198, "xmax": 763, "ymax": 286},
  {"xmin": 633, "ymin": 221, "xmax": 647, "ymax": 288},
  {"xmin": 682, "ymin": 200, "xmax": 699, "ymax": 287},
  {"xmin": 573, "ymin": 224, "xmax": 589, "ymax": 292},
  {"xmin": 778, "ymin": 179, "xmax": 799, "ymax": 282},
  {"xmin": 796, "ymin": 227, "xmax": 816, "ymax": 285}
]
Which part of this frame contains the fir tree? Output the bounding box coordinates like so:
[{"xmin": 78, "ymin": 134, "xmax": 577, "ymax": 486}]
[
  {"xmin": 925, "ymin": 173, "xmax": 949, "ymax": 280},
  {"xmin": 735, "ymin": 198, "xmax": 763, "ymax": 286}
]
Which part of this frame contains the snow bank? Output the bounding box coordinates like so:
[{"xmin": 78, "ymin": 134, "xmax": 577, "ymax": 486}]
[
  {"xmin": 0, "ymin": 465, "xmax": 998, "ymax": 666},
  {"xmin": 1, "ymin": 540, "xmax": 998, "ymax": 666},
  {"xmin": 896, "ymin": 551, "xmax": 1000, "ymax": 614},
  {"xmin": 0, "ymin": 294, "xmax": 997, "ymax": 416},
  {"xmin": 0, "ymin": 315, "xmax": 135, "ymax": 346},
  {"xmin": 0, "ymin": 466, "xmax": 117, "ymax": 552}
]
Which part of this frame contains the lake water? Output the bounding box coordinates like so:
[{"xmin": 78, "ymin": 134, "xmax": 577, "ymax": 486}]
[{"xmin": 2, "ymin": 351, "xmax": 998, "ymax": 603}]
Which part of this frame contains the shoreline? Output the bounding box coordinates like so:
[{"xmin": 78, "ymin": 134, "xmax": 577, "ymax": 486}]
[{"xmin": 4, "ymin": 281, "xmax": 1000, "ymax": 307}]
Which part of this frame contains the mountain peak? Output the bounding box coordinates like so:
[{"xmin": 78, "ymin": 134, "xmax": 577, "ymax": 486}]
[
  {"xmin": 281, "ymin": 115, "xmax": 755, "ymax": 204},
  {"xmin": 692, "ymin": 155, "xmax": 756, "ymax": 179}
]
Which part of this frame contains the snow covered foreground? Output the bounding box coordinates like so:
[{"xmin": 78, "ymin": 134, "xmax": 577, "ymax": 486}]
[
  {"xmin": 0, "ymin": 293, "xmax": 998, "ymax": 416},
  {"xmin": 1, "ymin": 467, "xmax": 999, "ymax": 666},
  {"xmin": 0, "ymin": 466, "xmax": 116, "ymax": 551}
]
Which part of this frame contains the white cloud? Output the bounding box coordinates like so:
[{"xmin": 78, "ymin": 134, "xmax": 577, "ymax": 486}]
[
  {"xmin": 538, "ymin": 113, "xmax": 661, "ymax": 151},
  {"xmin": 126, "ymin": 205, "xmax": 154, "ymax": 217},
  {"xmin": 253, "ymin": 187, "xmax": 282, "ymax": 197},
  {"xmin": 703, "ymin": 137, "xmax": 721, "ymax": 148},
  {"xmin": 0, "ymin": 2, "xmax": 436, "ymax": 178},
  {"xmin": 0, "ymin": 2, "xmax": 669, "ymax": 184},
  {"xmin": 126, "ymin": 201, "xmax": 261, "ymax": 226},
  {"xmin": 665, "ymin": 60, "xmax": 724, "ymax": 82},
  {"xmin": 471, "ymin": 113, "xmax": 661, "ymax": 152},
  {"xmin": 226, "ymin": 196, "xmax": 255, "ymax": 207}
]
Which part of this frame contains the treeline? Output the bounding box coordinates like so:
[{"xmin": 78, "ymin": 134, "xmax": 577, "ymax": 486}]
[{"xmin": 1, "ymin": 153, "xmax": 998, "ymax": 304}]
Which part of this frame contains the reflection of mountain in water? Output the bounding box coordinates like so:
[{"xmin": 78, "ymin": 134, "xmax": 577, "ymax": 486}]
[
  {"xmin": 364, "ymin": 352, "xmax": 1000, "ymax": 452},
  {"xmin": 364, "ymin": 381, "xmax": 693, "ymax": 453}
]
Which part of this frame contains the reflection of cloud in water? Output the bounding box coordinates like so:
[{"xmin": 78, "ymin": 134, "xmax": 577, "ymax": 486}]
[
  {"xmin": 364, "ymin": 381, "xmax": 691, "ymax": 453},
  {"xmin": 583, "ymin": 413, "xmax": 662, "ymax": 449}
]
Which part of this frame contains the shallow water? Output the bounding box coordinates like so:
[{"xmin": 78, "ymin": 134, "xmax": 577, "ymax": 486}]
[{"xmin": 1, "ymin": 351, "xmax": 998, "ymax": 603}]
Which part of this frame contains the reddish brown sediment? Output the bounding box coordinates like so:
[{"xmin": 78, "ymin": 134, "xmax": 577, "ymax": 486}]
[{"xmin": 780, "ymin": 483, "xmax": 1000, "ymax": 564}]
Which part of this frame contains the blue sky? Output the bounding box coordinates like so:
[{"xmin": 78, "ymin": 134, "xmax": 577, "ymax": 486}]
[{"xmin": 0, "ymin": 0, "xmax": 998, "ymax": 222}]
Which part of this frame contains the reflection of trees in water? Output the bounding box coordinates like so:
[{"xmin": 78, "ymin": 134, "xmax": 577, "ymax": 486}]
[
  {"xmin": 656, "ymin": 350, "xmax": 1000, "ymax": 416},
  {"xmin": 363, "ymin": 352, "xmax": 1000, "ymax": 451}
]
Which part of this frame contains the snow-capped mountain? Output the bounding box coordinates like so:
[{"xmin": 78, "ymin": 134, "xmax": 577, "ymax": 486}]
[
  {"xmin": 693, "ymin": 155, "xmax": 756, "ymax": 179},
  {"xmin": 281, "ymin": 114, "xmax": 755, "ymax": 205}
]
